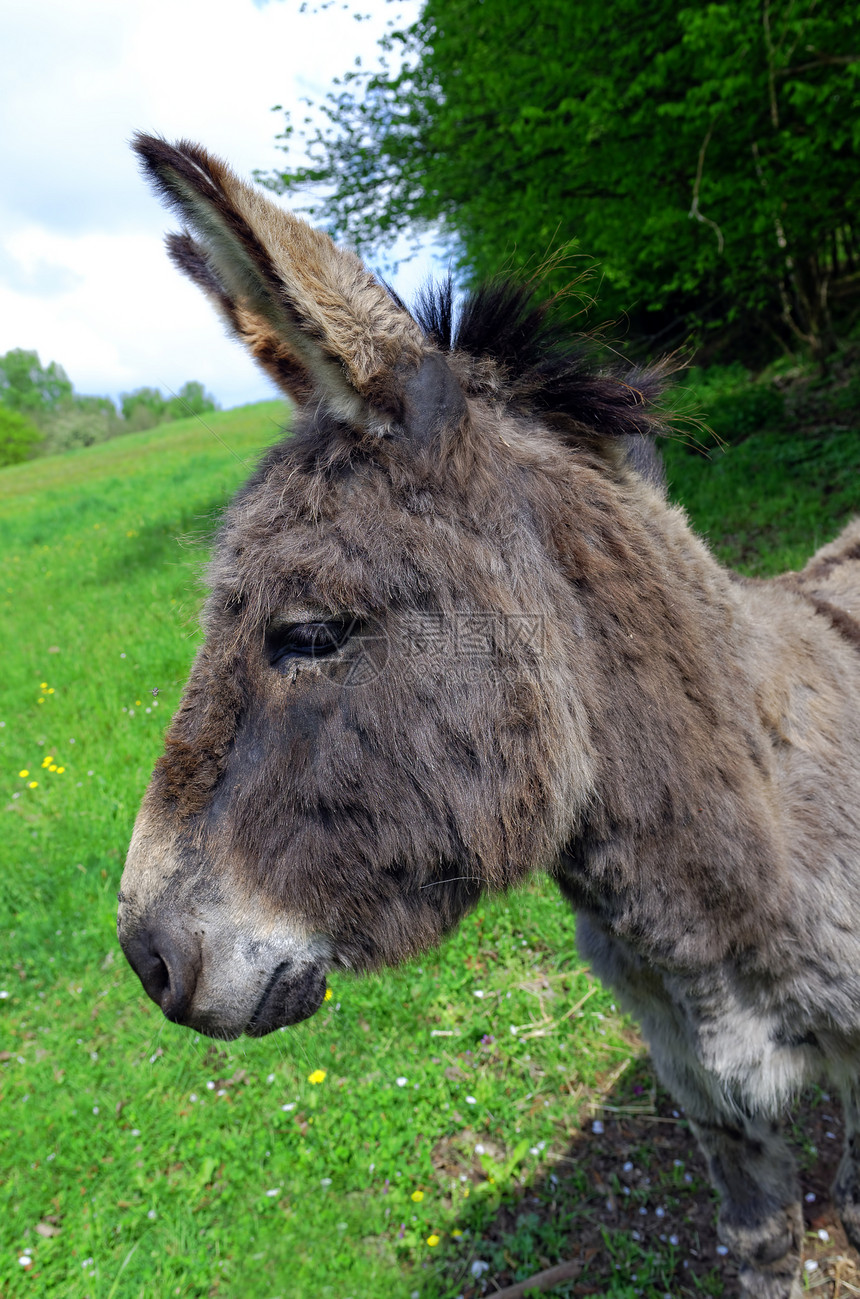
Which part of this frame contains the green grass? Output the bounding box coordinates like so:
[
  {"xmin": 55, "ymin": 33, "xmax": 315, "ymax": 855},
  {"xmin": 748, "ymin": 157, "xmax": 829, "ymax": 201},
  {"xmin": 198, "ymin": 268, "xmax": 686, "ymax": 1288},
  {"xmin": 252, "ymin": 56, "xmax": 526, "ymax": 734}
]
[
  {"xmin": 664, "ymin": 353, "xmax": 860, "ymax": 575},
  {"xmin": 1, "ymin": 392, "xmax": 858, "ymax": 1298},
  {"xmin": 663, "ymin": 423, "xmax": 860, "ymax": 576}
]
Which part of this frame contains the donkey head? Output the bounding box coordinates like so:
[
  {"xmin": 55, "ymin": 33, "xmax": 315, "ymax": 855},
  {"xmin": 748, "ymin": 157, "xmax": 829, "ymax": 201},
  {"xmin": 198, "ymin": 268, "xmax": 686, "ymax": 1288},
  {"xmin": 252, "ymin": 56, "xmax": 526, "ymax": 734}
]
[{"xmin": 118, "ymin": 136, "xmax": 663, "ymax": 1039}]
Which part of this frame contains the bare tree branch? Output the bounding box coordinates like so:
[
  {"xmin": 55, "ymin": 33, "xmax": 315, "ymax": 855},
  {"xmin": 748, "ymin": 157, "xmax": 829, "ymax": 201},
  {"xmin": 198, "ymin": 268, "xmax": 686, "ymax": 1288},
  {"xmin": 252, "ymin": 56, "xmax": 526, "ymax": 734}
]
[
  {"xmin": 486, "ymin": 1258, "xmax": 583, "ymax": 1298},
  {"xmin": 689, "ymin": 123, "xmax": 725, "ymax": 253}
]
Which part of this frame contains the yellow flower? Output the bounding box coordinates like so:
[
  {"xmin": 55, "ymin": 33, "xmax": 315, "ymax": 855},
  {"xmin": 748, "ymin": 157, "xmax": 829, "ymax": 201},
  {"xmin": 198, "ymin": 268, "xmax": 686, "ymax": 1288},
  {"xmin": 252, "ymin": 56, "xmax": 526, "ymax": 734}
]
[
  {"xmin": 451, "ymin": 1229, "xmax": 463, "ymax": 1238},
  {"xmin": 324, "ymin": 988, "xmax": 333, "ymax": 1001},
  {"xmin": 28, "ymin": 781, "xmax": 38, "ymax": 789},
  {"xmin": 135, "ymin": 700, "xmax": 141, "ymax": 706},
  {"xmin": 42, "ymin": 756, "xmax": 53, "ymax": 767},
  {"xmin": 426, "ymin": 1235, "xmax": 440, "ymax": 1247},
  {"xmin": 56, "ymin": 766, "xmax": 65, "ymax": 774},
  {"xmin": 37, "ymin": 698, "xmax": 44, "ymax": 704},
  {"xmin": 49, "ymin": 764, "xmax": 58, "ymax": 772},
  {"xmin": 47, "ymin": 688, "xmax": 55, "ymax": 695},
  {"xmin": 307, "ymin": 1069, "xmax": 326, "ymax": 1085},
  {"xmin": 411, "ymin": 1190, "xmax": 424, "ymax": 1202},
  {"xmin": 40, "ymin": 682, "xmax": 47, "ymax": 690},
  {"xmin": 18, "ymin": 770, "xmax": 29, "ymax": 778}
]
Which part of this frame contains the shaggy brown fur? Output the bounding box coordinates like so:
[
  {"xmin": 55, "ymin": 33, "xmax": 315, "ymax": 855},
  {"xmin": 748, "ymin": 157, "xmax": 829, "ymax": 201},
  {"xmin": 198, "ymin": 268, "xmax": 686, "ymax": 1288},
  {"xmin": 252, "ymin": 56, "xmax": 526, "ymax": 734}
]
[{"xmin": 119, "ymin": 137, "xmax": 860, "ymax": 1299}]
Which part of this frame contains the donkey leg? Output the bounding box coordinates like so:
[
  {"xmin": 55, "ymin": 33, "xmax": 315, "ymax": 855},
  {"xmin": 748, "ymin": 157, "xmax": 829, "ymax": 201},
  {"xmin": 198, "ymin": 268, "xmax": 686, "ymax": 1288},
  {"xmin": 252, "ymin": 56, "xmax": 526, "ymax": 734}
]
[
  {"xmin": 690, "ymin": 1110, "xmax": 803, "ymax": 1299},
  {"xmin": 574, "ymin": 919, "xmax": 803, "ymax": 1296},
  {"xmin": 833, "ymin": 1077, "xmax": 860, "ymax": 1250},
  {"xmin": 647, "ymin": 1043, "xmax": 802, "ymax": 1299}
]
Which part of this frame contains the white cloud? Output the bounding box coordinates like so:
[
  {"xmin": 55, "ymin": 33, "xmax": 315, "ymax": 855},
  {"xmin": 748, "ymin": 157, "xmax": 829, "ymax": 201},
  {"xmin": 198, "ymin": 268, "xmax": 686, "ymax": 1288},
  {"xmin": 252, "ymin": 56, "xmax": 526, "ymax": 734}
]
[{"xmin": 0, "ymin": 0, "xmax": 438, "ymax": 408}]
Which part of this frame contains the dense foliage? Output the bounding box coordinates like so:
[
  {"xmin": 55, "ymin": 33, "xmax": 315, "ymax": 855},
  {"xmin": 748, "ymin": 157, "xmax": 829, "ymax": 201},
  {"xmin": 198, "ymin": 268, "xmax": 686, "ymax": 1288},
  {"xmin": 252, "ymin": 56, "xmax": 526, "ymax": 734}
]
[
  {"xmin": 0, "ymin": 349, "xmax": 72, "ymax": 418},
  {"xmin": 120, "ymin": 380, "xmax": 218, "ymax": 431},
  {"xmin": 0, "ymin": 407, "xmax": 42, "ymax": 468},
  {"xmin": 263, "ymin": 0, "xmax": 860, "ymax": 360},
  {"xmin": 0, "ymin": 348, "xmax": 218, "ymax": 459}
]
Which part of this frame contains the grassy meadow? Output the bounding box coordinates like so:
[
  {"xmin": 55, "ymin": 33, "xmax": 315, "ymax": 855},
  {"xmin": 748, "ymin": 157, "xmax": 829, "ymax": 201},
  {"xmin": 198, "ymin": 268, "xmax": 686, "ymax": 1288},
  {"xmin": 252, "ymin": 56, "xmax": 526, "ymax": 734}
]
[{"xmin": 1, "ymin": 384, "xmax": 859, "ymax": 1299}]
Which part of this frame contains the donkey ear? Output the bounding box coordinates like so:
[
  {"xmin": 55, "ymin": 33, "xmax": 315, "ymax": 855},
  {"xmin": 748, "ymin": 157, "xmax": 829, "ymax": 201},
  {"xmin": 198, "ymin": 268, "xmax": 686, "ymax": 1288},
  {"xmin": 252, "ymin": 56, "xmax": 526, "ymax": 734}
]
[
  {"xmin": 165, "ymin": 231, "xmax": 315, "ymax": 405},
  {"xmin": 133, "ymin": 134, "xmax": 426, "ymax": 426}
]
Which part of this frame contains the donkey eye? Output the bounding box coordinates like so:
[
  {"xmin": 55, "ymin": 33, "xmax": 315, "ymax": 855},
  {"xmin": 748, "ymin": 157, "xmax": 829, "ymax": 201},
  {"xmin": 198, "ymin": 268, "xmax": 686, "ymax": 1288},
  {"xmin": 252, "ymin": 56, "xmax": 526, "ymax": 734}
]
[{"xmin": 266, "ymin": 620, "xmax": 354, "ymax": 667}]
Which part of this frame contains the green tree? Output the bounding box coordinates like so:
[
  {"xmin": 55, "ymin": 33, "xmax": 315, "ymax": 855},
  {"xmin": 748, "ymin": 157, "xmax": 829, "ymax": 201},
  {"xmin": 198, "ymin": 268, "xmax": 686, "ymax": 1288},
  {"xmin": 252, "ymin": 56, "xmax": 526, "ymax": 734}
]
[
  {"xmin": 0, "ymin": 348, "xmax": 72, "ymax": 417},
  {"xmin": 120, "ymin": 382, "xmax": 217, "ymax": 431},
  {"xmin": 166, "ymin": 381, "xmax": 218, "ymax": 421},
  {"xmin": 40, "ymin": 396, "xmax": 124, "ymax": 454},
  {"xmin": 0, "ymin": 407, "xmax": 42, "ymax": 467},
  {"xmin": 262, "ymin": 0, "xmax": 860, "ymax": 360},
  {"xmin": 120, "ymin": 386, "xmax": 169, "ymax": 431}
]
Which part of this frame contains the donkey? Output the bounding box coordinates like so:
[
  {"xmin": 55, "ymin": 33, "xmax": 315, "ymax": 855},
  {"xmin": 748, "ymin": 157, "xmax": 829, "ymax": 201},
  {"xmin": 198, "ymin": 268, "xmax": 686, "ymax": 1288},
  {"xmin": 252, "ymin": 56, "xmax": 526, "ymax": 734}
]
[{"xmin": 119, "ymin": 135, "xmax": 860, "ymax": 1299}]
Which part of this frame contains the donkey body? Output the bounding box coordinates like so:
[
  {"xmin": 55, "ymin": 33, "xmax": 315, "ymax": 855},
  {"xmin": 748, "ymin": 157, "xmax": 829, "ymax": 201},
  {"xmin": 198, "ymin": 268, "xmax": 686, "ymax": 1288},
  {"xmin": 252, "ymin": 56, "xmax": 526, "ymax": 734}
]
[{"xmin": 119, "ymin": 136, "xmax": 860, "ymax": 1299}]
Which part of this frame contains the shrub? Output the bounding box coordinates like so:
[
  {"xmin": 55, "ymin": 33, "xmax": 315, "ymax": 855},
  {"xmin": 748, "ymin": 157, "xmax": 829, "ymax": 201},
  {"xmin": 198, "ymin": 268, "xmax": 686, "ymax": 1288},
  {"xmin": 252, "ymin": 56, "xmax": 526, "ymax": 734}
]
[
  {"xmin": 707, "ymin": 386, "xmax": 786, "ymax": 444},
  {"xmin": 39, "ymin": 396, "xmax": 125, "ymax": 454},
  {"xmin": 685, "ymin": 364, "xmax": 786, "ymax": 446}
]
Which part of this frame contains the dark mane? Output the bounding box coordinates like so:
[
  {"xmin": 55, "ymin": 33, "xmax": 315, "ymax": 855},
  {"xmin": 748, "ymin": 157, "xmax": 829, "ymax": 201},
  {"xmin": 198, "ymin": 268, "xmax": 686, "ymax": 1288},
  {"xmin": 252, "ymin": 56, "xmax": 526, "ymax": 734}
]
[{"xmin": 411, "ymin": 277, "xmax": 667, "ymax": 445}]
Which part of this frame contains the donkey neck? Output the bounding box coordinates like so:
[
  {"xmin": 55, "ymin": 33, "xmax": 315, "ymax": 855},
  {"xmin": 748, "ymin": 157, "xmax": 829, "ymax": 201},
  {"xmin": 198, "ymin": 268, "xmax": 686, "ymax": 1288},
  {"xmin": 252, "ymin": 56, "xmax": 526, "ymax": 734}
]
[{"xmin": 550, "ymin": 455, "xmax": 786, "ymax": 969}]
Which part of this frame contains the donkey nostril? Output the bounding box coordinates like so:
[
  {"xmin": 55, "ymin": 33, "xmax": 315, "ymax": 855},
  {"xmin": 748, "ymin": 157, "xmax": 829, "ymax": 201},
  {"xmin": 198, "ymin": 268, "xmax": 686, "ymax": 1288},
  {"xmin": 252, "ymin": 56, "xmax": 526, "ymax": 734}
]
[
  {"xmin": 120, "ymin": 926, "xmax": 201, "ymax": 1025},
  {"xmin": 148, "ymin": 952, "xmax": 170, "ymax": 1004}
]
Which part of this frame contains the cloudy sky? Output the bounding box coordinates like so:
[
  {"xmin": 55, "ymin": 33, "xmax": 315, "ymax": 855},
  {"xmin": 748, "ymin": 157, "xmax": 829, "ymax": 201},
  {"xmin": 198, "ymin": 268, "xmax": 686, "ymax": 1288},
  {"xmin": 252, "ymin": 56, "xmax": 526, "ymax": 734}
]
[{"xmin": 1, "ymin": 0, "xmax": 438, "ymax": 410}]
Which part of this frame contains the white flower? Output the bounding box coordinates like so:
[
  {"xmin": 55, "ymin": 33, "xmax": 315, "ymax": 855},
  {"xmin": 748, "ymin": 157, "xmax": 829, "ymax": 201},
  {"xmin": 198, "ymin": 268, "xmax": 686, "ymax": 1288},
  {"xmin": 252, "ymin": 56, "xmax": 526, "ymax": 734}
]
[
  {"xmin": 465, "ymin": 1096, "xmax": 476, "ymax": 1105},
  {"xmin": 265, "ymin": 1189, "xmax": 279, "ymax": 1197},
  {"xmin": 470, "ymin": 1261, "xmax": 490, "ymax": 1278},
  {"xmin": 592, "ymin": 1119, "xmax": 604, "ymax": 1134},
  {"xmin": 395, "ymin": 1076, "xmax": 407, "ymax": 1087}
]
